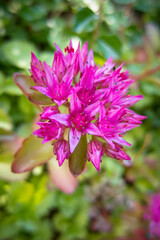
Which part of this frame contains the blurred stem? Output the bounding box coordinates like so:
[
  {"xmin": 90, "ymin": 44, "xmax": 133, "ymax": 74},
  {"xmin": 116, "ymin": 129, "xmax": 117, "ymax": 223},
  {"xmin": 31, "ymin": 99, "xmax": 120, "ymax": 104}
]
[
  {"xmin": 134, "ymin": 133, "xmax": 151, "ymax": 161},
  {"xmin": 133, "ymin": 65, "xmax": 160, "ymax": 81},
  {"xmin": 91, "ymin": 0, "xmax": 104, "ymax": 48}
]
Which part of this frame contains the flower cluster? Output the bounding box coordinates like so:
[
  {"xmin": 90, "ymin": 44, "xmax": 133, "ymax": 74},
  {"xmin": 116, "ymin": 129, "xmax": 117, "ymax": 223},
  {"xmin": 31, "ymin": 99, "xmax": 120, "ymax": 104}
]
[
  {"xmin": 30, "ymin": 40, "xmax": 145, "ymax": 175},
  {"xmin": 145, "ymin": 193, "xmax": 160, "ymax": 237}
]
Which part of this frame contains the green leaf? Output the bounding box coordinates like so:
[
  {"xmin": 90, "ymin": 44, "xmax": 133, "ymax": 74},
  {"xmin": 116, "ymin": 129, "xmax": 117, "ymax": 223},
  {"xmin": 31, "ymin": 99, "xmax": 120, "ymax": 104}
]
[
  {"xmin": 102, "ymin": 157, "xmax": 124, "ymax": 180},
  {"xmin": 0, "ymin": 71, "xmax": 5, "ymax": 94},
  {"xmin": 141, "ymin": 81, "xmax": 160, "ymax": 97},
  {"xmin": 96, "ymin": 35, "xmax": 122, "ymax": 59},
  {"xmin": 11, "ymin": 135, "xmax": 53, "ymax": 173},
  {"xmin": 2, "ymin": 40, "xmax": 37, "ymax": 69},
  {"xmin": 69, "ymin": 135, "xmax": 87, "ymax": 176},
  {"xmin": 74, "ymin": 8, "xmax": 98, "ymax": 33},
  {"xmin": 38, "ymin": 51, "xmax": 54, "ymax": 66},
  {"xmin": 20, "ymin": 5, "xmax": 47, "ymax": 22},
  {"xmin": 113, "ymin": 0, "xmax": 136, "ymax": 4},
  {"xmin": 28, "ymin": 91, "xmax": 53, "ymax": 105},
  {"xmin": 14, "ymin": 73, "xmax": 35, "ymax": 97},
  {"xmin": 0, "ymin": 152, "xmax": 29, "ymax": 182},
  {"xmin": 134, "ymin": 0, "xmax": 153, "ymax": 12},
  {"xmin": 14, "ymin": 73, "xmax": 53, "ymax": 105},
  {"xmin": 0, "ymin": 108, "xmax": 12, "ymax": 131},
  {"xmin": 2, "ymin": 78, "xmax": 22, "ymax": 96}
]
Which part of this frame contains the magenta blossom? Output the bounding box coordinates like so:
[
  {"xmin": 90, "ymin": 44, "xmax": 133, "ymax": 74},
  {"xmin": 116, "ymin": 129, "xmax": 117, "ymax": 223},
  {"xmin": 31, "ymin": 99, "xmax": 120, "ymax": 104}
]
[
  {"xmin": 145, "ymin": 193, "xmax": 160, "ymax": 237},
  {"xmin": 30, "ymin": 39, "xmax": 146, "ymax": 176}
]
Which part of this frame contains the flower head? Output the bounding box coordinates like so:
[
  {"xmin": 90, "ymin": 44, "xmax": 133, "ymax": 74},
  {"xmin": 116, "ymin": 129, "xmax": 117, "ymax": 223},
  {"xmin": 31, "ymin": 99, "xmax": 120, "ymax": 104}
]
[
  {"xmin": 30, "ymin": 39, "xmax": 146, "ymax": 176},
  {"xmin": 145, "ymin": 193, "xmax": 160, "ymax": 237}
]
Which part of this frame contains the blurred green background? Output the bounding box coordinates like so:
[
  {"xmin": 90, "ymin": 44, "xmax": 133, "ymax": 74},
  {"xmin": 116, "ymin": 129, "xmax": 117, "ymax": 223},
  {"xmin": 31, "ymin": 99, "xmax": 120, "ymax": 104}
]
[{"xmin": 0, "ymin": 0, "xmax": 160, "ymax": 239}]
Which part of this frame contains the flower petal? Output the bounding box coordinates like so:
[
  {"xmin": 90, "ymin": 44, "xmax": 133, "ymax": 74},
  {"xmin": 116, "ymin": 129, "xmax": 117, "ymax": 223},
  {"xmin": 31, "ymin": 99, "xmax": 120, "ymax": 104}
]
[
  {"xmin": 50, "ymin": 113, "xmax": 70, "ymax": 126},
  {"xmin": 53, "ymin": 140, "xmax": 69, "ymax": 166},
  {"xmin": 85, "ymin": 122, "xmax": 102, "ymax": 136},
  {"xmin": 69, "ymin": 128, "xmax": 81, "ymax": 153},
  {"xmin": 87, "ymin": 141, "xmax": 104, "ymax": 171},
  {"xmin": 70, "ymin": 90, "xmax": 82, "ymax": 113}
]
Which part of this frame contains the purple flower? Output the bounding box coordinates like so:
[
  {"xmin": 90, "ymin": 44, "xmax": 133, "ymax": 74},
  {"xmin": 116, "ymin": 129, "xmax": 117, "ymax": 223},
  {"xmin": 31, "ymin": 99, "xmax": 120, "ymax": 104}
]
[
  {"xmin": 145, "ymin": 193, "xmax": 160, "ymax": 237},
  {"xmin": 31, "ymin": 40, "xmax": 146, "ymax": 175}
]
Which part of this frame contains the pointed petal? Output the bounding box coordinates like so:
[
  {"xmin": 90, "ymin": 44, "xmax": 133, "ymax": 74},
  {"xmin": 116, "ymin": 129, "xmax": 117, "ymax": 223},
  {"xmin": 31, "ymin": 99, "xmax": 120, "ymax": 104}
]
[
  {"xmin": 50, "ymin": 114, "xmax": 70, "ymax": 126},
  {"xmin": 104, "ymin": 57, "xmax": 115, "ymax": 72},
  {"xmin": 112, "ymin": 136, "xmax": 131, "ymax": 146},
  {"xmin": 31, "ymin": 65, "xmax": 46, "ymax": 86},
  {"xmin": 81, "ymin": 41, "xmax": 88, "ymax": 62},
  {"xmin": 44, "ymin": 61, "xmax": 57, "ymax": 88},
  {"xmin": 79, "ymin": 65, "xmax": 94, "ymax": 88},
  {"xmin": 103, "ymin": 137, "xmax": 115, "ymax": 149},
  {"xmin": 85, "ymin": 101, "xmax": 100, "ymax": 117},
  {"xmin": 54, "ymin": 99, "xmax": 66, "ymax": 106},
  {"xmin": 70, "ymin": 90, "xmax": 82, "ymax": 113},
  {"xmin": 99, "ymin": 103, "xmax": 106, "ymax": 121},
  {"xmin": 41, "ymin": 106, "xmax": 59, "ymax": 119},
  {"xmin": 104, "ymin": 143, "xmax": 131, "ymax": 161},
  {"xmin": 53, "ymin": 140, "xmax": 69, "ymax": 166},
  {"xmin": 108, "ymin": 106, "xmax": 126, "ymax": 122},
  {"xmin": 85, "ymin": 122, "xmax": 102, "ymax": 136},
  {"xmin": 122, "ymin": 159, "xmax": 133, "ymax": 167},
  {"xmin": 32, "ymin": 86, "xmax": 50, "ymax": 96},
  {"xmin": 31, "ymin": 52, "xmax": 42, "ymax": 69},
  {"xmin": 54, "ymin": 43, "xmax": 64, "ymax": 54},
  {"xmin": 87, "ymin": 49, "xmax": 94, "ymax": 66},
  {"xmin": 69, "ymin": 128, "xmax": 81, "ymax": 153},
  {"xmin": 62, "ymin": 65, "xmax": 74, "ymax": 87},
  {"xmin": 119, "ymin": 95, "xmax": 144, "ymax": 107},
  {"xmin": 87, "ymin": 141, "xmax": 104, "ymax": 171}
]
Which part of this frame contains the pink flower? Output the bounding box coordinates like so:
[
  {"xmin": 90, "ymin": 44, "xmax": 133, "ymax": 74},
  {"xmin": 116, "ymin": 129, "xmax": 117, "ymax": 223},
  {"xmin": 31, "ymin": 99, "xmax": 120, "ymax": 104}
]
[
  {"xmin": 87, "ymin": 141, "xmax": 104, "ymax": 171},
  {"xmin": 30, "ymin": 39, "xmax": 146, "ymax": 175},
  {"xmin": 145, "ymin": 193, "xmax": 160, "ymax": 237},
  {"xmin": 53, "ymin": 140, "xmax": 69, "ymax": 166}
]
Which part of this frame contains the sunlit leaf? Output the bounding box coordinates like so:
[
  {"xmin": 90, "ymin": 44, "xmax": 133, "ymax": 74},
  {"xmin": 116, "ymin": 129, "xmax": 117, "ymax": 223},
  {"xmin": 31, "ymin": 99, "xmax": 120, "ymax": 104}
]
[
  {"xmin": 0, "ymin": 108, "xmax": 12, "ymax": 131},
  {"xmin": 12, "ymin": 135, "xmax": 53, "ymax": 173},
  {"xmin": 2, "ymin": 40, "xmax": 37, "ymax": 69},
  {"xmin": 0, "ymin": 153, "xmax": 29, "ymax": 181},
  {"xmin": 96, "ymin": 35, "xmax": 122, "ymax": 59},
  {"xmin": 74, "ymin": 8, "xmax": 98, "ymax": 33},
  {"xmin": 2, "ymin": 78, "xmax": 22, "ymax": 96}
]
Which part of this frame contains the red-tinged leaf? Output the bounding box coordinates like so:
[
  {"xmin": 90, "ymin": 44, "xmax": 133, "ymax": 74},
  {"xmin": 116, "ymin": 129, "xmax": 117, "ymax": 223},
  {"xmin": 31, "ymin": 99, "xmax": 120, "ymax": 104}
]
[
  {"xmin": 69, "ymin": 135, "xmax": 87, "ymax": 176},
  {"xmin": 48, "ymin": 157, "xmax": 78, "ymax": 194},
  {"xmin": 13, "ymin": 73, "xmax": 35, "ymax": 97},
  {"xmin": 12, "ymin": 135, "xmax": 53, "ymax": 173},
  {"xmin": 28, "ymin": 91, "xmax": 53, "ymax": 105}
]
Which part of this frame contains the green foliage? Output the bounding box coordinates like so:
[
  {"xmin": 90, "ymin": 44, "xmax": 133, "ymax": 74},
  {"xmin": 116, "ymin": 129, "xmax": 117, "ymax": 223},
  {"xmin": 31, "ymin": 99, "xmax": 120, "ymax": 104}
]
[{"xmin": 0, "ymin": 0, "xmax": 160, "ymax": 239}]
